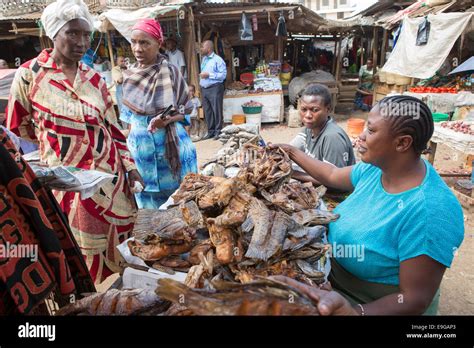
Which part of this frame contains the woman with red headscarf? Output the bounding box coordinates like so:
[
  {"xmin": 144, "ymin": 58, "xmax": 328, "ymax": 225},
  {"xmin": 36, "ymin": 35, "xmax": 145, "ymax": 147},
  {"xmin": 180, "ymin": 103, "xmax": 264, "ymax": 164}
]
[{"xmin": 121, "ymin": 19, "xmax": 197, "ymax": 209}]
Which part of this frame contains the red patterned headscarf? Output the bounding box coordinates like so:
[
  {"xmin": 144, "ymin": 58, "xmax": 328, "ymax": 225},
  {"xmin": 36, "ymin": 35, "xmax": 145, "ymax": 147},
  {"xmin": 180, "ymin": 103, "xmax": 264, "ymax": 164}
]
[{"xmin": 132, "ymin": 18, "xmax": 163, "ymax": 44}]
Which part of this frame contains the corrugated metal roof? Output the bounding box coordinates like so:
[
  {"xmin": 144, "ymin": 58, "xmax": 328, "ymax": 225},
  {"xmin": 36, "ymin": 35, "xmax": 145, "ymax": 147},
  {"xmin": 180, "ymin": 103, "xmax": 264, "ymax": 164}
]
[
  {"xmin": 194, "ymin": 1, "xmax": 299, "ymax": 9},
  {"xmin": 0, "ymin": 12, "xmax": 42, "ymax": 21},
  {"xmin": 0, "ymin": 1, "xmax": 104, "ymax": 21}
]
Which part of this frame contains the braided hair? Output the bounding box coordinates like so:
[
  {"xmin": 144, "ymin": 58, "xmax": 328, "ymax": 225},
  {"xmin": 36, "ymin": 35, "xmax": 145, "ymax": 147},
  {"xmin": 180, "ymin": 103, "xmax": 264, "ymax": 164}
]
[{"xmin": 376, "ymin": 95, "xmax": 433, "ymax": 155}]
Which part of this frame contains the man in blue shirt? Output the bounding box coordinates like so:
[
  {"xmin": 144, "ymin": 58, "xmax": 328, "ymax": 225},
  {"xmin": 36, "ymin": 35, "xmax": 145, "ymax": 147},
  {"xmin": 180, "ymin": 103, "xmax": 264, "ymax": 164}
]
[{"xmin": 199, "ymin": 40, "xmax": 227, "ymax": 140}]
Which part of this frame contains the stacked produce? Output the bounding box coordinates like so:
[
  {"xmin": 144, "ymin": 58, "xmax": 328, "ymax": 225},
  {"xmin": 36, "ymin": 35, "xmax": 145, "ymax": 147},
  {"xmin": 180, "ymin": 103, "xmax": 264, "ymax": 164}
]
[
  {"xmin": 440, "ymin": 121, "xmax": 474, "ymax": 135},
  {"xmin": 242, "ymin": 100, "xmax": 263, "ymax": 108},
  {"xmin": 409, "ymin": 86, "xmax": 457, "ymax": 93}
]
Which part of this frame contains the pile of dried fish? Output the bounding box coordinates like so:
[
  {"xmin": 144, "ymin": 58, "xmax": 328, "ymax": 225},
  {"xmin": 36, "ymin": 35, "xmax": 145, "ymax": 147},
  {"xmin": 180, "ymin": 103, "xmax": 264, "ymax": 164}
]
[
  {"xmin": 60, "ymin": 146, "xmax": 339, "ymax": 316},
  {"xmin": 217, "ymin": 124, "xmax": 259, "ymax": 145},
  {"xmin": 156, "ymin": 277, "xmax": 320, "ymax": 316},
  {"xmin": 128, "ymin": 145, "xmax": 338, "ymax": 292},
  {"xmin": 127, "ymin": 200, "xmax": 208, "ymax": 272},
  {"xmin": 201, "ymin": 125, "xmax": 263, "ymax": 178}
]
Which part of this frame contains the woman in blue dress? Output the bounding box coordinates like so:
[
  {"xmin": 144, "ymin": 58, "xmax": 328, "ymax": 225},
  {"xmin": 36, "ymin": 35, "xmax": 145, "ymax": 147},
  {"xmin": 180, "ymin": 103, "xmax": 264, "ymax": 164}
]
[{"xmin": 121, "ymin": 19, "xmax": 197, "ymax": 209}]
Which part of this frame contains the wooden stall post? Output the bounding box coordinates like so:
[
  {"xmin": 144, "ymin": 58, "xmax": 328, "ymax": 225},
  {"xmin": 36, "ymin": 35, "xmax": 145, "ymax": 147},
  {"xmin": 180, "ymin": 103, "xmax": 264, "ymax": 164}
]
[
  {"xmin": 335, "ymin": 34, "xmax": 343, "ymax": 85},
  {"xmin": 332, "ymin": 36, "xmax": 338, "ymax": 75},
  {"xmin": 372, "ymin": 27, "xmax": 379, "ymax": 68},
  {"xmin": 106, "ymin": 30, "xmax": 115, "ymax": 68},
  {"xmin": 292, "ymin": 39, "xmax": 298, "ymax": 71},
  {"xmin": 196, "ymin": 19, "xmax": 202, "ymax": 97},
  {"xmin": 380, "ymin": 29, "xmax": 388, "ymax": 66}
]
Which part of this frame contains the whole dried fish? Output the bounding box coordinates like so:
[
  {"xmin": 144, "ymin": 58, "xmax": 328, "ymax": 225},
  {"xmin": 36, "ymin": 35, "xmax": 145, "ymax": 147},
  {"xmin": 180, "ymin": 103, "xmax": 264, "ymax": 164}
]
[
  {"xmin": 291, "ymin": 209, "xmax": 340, "ymax": 226},
  {"xmin": 261, "ymin": 182, "xmax": 325, "ymax": 213},
  {"xmin": 284, "ymin": 225, "xmax": 326, "ymax": 251},
  {"xmin": 245, "ymin": 198, "xmax": 295, "ymax": 261},
  {"xmin": 128, "ymin": 238, "xmax": 193, "ymax": 261},
  {"xmin": 155, "ymin": 277, "xmax": 320, "ymax": 316},
  {"xmin": 172, "ymin": 173, "xmax": 226, "ymax": 205},
  {"xmin": 149, "ymin": 218, "xmax": 195, "ymax": 243},
  {"xmin": 213, "ymin": 191, "xmax": 252, "ymax": 227},
  {"xmin": 56, "ymin": 289, "xmax": 168, "ymax": 316},
  {"xmin": 151, "ymin": 262, "xmax": 176, "ymax": 275},
  {"xmin": 198, "ymin": 178, "xmax": 237, "ymax": 211},
  {"xmin": 207, "ymin": 218, "xmax": 241, "ymax": 265}
]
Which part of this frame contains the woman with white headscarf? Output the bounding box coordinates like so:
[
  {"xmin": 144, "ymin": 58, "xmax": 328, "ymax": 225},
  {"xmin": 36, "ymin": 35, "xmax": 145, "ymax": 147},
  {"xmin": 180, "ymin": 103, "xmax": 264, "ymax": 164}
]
[{"xmin": 6, "ymin": 0, "xmax": 144, "ymax": 284}]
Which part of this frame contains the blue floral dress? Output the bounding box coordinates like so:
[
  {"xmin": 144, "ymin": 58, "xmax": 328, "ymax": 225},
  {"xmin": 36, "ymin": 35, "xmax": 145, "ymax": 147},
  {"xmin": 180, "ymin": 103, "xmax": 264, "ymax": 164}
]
[{"xmin": 121, "ymin": 105, "xmax": 198, "ymax": 208}]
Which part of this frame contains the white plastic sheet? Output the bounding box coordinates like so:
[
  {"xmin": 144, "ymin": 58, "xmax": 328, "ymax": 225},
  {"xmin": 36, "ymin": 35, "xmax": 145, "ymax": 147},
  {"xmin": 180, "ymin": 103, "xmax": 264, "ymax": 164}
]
[
  {"xmin": 98, "ymin": 5, "xmax": 181, "ymax": 42},
  {"xmin": 382, "ymin": 13, "xmax": 473, "ymax": 79}
]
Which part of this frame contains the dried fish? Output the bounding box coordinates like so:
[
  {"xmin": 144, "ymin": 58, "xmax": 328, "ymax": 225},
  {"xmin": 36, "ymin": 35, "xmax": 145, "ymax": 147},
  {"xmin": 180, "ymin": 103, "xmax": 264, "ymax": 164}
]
[
  {"xmin": 149, "ymin": 218, "xmax": 195, "ymax": 243},
  {"xmin": 284, "ymin": 225, "xmax": 326, "ymax": 251},
  {"xmin": 295, "ymin": 259, "xmax": 325, "ymax": 282},
  {"xmin": 188, "ymin": 239, "xmax": 213, "ymax": 265},
  {"xmin": 239, "ymin": 145, "xmax": 292, "ymax": 193},
  {"xmin": 56, "ymin": 289, "xmax": 168, "ymax": 316},
  {"xmin": 207, "ymin": 218, "xmax": 239, "ymax": 265},
  {"xmin": 156, "ymin": 256, "xmax": 191, "ymax": 270},
  {"xmin": 172, "ymin": 173, "xmax": 226, "ymax": 205},
  {"xmin": 156, "ymin": 278, "xmax": 320, "ymax": 316},
  {"xmin": 179, "ymin": 201, "xmax": 205, "ymax": 229},
  {"xmin": 213, "ymin": 191, "xmax": 252, "ymax": 227},
  {"xmin": 245, "ymin": 198, "xmax": 295, "ymax": 261},
  {"xmin": 261, "ymin": 182, "xmax": 325, "ymax": 213},
  {"xmin": 128, "ymin": 238, "xmax": 193, "ymax": 261},
  {"xmin": 198, "ymin": 178, "xmax": 237, "ymax": 211},
  {"xmin": 291, "ymin": 209, "xmax": 340, "ymax": 226}
]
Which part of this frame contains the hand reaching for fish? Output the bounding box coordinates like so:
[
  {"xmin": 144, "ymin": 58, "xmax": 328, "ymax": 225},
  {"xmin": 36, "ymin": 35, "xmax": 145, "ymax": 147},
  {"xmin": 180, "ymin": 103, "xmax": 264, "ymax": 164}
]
[
  {"xmin": 267, "ymin": 143, "xmax": 295, "ymax": 157},
  {"xmin": 269, "ymin": 275, "xmax": 359, "ymax": 316}
]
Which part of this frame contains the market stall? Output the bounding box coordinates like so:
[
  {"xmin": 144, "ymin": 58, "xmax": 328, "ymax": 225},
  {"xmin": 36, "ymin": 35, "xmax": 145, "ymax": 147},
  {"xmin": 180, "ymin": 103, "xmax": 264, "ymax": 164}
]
[
  {"xmin": 56, "ymin": 145, "xmax": 338, "ymax": 315},
  {"xmin": 224, "ymin": 85, "xmax": 284, "ymax": 124},
  {"xmin": 372, "ymin": 5, "xmax": 474, "ymax": 103},
  {"xmin": 190, "ymin": 2, "xmax": 373, "ymax": 124}
]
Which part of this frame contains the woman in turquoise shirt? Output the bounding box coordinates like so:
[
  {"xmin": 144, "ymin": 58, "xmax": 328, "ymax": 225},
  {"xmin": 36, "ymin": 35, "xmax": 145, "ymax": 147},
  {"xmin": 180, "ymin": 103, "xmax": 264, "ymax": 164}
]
[{"xmin": 272, "ymin": 95, "xmax": 464, "ymax": 315}]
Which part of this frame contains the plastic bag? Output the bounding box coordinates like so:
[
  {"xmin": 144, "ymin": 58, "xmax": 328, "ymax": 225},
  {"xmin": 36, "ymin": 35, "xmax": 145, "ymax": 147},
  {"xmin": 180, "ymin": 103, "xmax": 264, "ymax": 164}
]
[
  {"xmin": 416, "ymin": 17, "xmax": 431, "ymax": 46},
  {"xmin": 275, "ymin": 12, "xmax": 288, "ymax": 37},
  {"xmin": 239, "ymin": 12, "xmax": 253, "ymax": 41}
]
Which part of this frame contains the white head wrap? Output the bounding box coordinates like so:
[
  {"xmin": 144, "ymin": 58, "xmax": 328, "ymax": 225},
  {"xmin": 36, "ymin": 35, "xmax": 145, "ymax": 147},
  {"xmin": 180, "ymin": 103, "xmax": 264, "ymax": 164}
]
[{"xmin": 41, "ymin": 0, "xmax": 94, "ymax": 39}]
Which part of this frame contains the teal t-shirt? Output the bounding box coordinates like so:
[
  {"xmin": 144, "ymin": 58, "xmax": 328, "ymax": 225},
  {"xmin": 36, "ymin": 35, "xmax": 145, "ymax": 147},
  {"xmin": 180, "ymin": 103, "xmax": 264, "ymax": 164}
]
[{"xmin": 328, "ymin": 160, "xmax": 464, "ymax": 285}]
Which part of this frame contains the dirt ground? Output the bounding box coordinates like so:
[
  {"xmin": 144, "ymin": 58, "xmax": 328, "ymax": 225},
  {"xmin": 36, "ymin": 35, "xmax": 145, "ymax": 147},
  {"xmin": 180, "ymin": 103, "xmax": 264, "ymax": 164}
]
[{"xmin": 98, "ymin": 111, "xmax": 473, "ymax": 315}]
